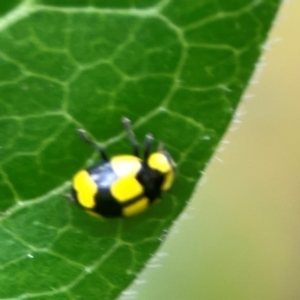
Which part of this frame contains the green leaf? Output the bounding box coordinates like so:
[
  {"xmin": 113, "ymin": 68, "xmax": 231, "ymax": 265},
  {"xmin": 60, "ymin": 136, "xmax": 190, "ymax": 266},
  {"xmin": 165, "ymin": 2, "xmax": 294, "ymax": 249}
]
[{"xmin": 0, "ymin": 0, "xmax": 280, "ymax": 299}]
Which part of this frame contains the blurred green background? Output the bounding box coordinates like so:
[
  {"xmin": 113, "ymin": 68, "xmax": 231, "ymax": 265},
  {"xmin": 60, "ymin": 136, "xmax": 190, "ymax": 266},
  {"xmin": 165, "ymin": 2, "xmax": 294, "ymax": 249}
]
[{"xmin": 123, "ymin": 1, "xmax": 300, "ymax": 299}]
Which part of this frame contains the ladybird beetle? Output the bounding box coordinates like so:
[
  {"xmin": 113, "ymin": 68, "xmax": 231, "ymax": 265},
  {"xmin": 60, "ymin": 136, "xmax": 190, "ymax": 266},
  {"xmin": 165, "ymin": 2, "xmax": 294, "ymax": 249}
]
[{"xmin": 69, "ymin": 117, "xmax": 175, "ymax": 218}]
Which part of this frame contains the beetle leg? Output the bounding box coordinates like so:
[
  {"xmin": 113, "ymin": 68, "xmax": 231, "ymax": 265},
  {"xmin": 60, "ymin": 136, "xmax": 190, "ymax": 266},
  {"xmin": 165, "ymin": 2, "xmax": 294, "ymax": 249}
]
[
  {"xmin": 122, "ymin": 117, "xmax": 140, "ymax": 157},
  {"xmin": 65, "ymin": 193, "xmax": 75, "ymax": 203},
  {"xmin": 77, "ymin": 129, "xmax": 109, "ymax": 161}
]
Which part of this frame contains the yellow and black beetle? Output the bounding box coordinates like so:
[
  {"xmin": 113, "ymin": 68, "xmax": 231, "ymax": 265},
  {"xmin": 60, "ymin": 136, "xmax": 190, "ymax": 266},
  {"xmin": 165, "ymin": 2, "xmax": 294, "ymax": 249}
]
[{"xmin": 70, "ymin": 117, "xmax": 175, "ymax": 218}]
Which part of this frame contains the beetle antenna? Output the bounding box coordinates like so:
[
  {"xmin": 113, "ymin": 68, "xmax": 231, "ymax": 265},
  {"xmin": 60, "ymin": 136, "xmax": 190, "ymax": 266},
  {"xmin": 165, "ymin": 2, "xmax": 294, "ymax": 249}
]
[
  {"xmin": 144, "ymin": 134, "xmax": 154, "ymax": 161},
  {"xmin": 122, "ymin": 117, "xmax": 139, "ymax": 157},
  {"xmin": 77, "ymin": 129, "xmax": 109, "ymax": 161},
  {"xmin": 157, "ymin": 142, "xmax": 164, "ymax": 152}
]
